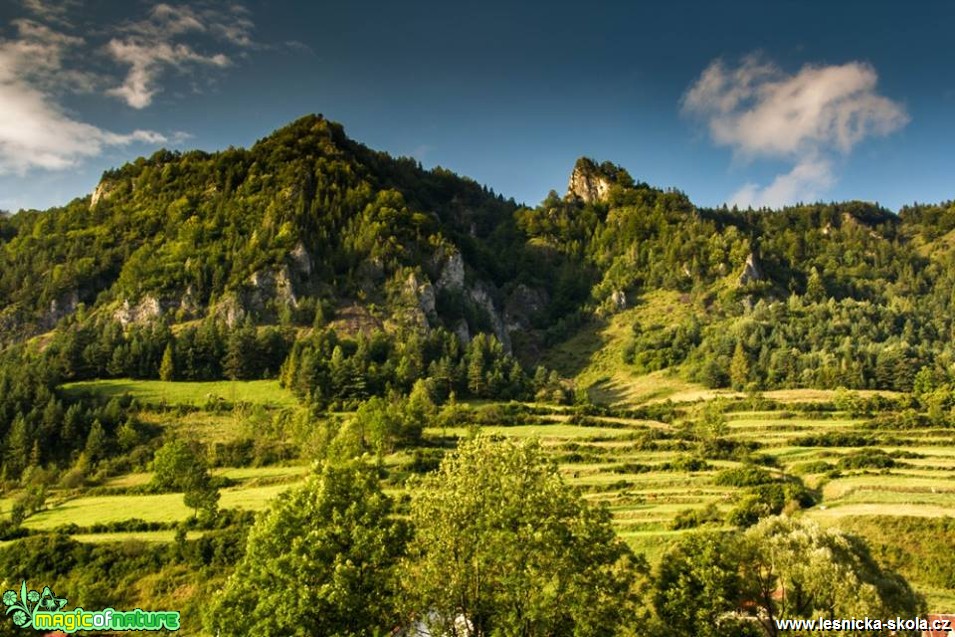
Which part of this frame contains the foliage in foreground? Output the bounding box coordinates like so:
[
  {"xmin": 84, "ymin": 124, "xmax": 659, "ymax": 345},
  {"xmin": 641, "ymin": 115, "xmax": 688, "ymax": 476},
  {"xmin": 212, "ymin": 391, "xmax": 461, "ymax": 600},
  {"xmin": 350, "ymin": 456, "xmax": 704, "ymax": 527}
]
[
  {"xmin": 207, "ymin": 438, "xmax": 646, "ymax": 636},
  {"xmin": 654, "ymin": 517, "xmax": 925, "ymax": 637},
  {"xmin": 400, "ymin": 436, "xmax": 645, "ymax": 637},
  {"xmin": 206, "ymin": 459, "xmax": 404, "ymax": 636}
]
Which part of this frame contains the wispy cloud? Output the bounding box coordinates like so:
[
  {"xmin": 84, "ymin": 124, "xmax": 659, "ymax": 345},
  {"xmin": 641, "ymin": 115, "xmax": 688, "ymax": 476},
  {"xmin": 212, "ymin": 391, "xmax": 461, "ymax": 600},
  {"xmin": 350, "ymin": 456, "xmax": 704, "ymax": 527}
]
[
  {"xmin": 19, "ymin": 0, "xmax": 81, "ymax": 27},
  {"xmin": 106, "ymin": 3, "xmax": 254, "ymax": 109},
  {"xmin": 0, "ymin": 75, "xmax": 166, "ymax": 175},
  {"xmin": 1, "ymin": 18, "xmax": 98, "ymax": 92},
  {"xmin": 1, "ymin": 2, "xmax": 256, "ymax": 176},
  {"xmin": 682, "ymin": 54, "xmax": 908, "ymax": 208},
  {"xmin": 0, "ymin": 12, "xmax": 167, "ymax": 174}
]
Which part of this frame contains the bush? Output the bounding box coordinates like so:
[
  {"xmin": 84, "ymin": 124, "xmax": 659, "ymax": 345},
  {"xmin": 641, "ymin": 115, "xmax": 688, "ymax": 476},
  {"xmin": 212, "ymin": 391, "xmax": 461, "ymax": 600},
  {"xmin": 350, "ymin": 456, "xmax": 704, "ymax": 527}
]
[
  {"xmin": 790, "ymin": 460, "xmax": 835, "ymax": 475},
  {"xmin": 837, "ymin": 450, "xmax": 897, "ymax": 470},
  {"xmin": 795, "ymin": 432, "xmax": 881, "ymax": 447},
  {"xmin": 714, "ymin": 465, "xmax": 777, "ymax": 487},
  {"xmin": 666, "ymin": 455, "xmax": 711, "ymax": 472},
  {"xmin": 671, "ymin": 503, "xmax": 722, "ymax": 530}
]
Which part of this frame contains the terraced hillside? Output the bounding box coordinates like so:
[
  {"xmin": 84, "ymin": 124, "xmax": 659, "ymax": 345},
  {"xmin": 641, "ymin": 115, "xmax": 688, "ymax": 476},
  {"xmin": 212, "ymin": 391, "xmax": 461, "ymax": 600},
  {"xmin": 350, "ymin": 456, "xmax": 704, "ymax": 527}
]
[{"xmin": 13, "ymin": 377, "xmax": 954, "ymax": 615}]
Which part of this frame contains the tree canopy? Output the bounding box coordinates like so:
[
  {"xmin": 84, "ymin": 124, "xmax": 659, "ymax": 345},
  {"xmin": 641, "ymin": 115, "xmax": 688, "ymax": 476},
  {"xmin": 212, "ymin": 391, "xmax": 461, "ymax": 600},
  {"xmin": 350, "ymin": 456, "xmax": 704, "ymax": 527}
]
[
  {"xmin": 206, "ymin": 459, "xmax": 404, "ymax": 636},
  {"xmin": 399, "ymin": 436, "xmax": 644, "ymax": 637}
]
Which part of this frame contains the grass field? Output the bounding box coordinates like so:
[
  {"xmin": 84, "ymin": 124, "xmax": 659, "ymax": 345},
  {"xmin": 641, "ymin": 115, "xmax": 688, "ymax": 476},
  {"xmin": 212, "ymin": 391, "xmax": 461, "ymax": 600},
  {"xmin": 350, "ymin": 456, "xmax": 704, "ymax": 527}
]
[
  {"xmin": 419, "ymin": 399, "xmax": 955, "ymax": 610},
  {"xmin": 33, "ymin": 375, "xmax": 955, "ymax": 611},
  {"xmin": 70, "ymin": 530, "xmax": 204, "ymax": 544},
  {"xmin": 24, "ymin": 483, "xmax": 294, "ymax": 530},
  {"xmin": 62, "ymin": 378, "xmax": 298, "ymax": 409}
]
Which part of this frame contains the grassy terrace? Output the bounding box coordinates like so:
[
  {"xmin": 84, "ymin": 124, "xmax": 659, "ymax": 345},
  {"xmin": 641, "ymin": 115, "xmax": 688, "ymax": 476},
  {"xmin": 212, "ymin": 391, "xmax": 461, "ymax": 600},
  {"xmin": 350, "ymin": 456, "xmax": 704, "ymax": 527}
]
[
  {"xmin": 61, "ymin": 378, "xmax": 299, "ymax": 409},
  {"xmin": 14, "ymin": 376, "xmax": 955, "ymax": 610}
]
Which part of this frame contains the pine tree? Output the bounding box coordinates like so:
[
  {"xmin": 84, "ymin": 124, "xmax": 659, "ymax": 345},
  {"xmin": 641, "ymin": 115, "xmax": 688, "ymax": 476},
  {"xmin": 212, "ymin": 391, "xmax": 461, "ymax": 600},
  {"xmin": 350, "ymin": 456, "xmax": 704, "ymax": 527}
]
[
  {"xmin": 730, "ymin": 340, "xmax": 750, "ymax": 391},
  {"xmin": 159, "ymin": 342, "xmax": 176, "ymax": 381},
  {"xmin": 467, "ymin": 337, "xmax": 487, "ymax": 397},
  {"xmin": 84, "ymin": 420, "xmax": 108, "ymax": 463}
]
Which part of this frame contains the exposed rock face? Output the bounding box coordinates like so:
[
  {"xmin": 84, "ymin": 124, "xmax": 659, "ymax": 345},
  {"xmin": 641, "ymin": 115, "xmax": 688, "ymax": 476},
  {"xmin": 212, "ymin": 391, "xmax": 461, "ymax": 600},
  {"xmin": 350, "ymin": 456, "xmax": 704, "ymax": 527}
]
[
  {"xmin": 566, "ymin": 157, "xmax": 634, "ymax": 204},
  {"xmin": 453, "ymin": 318, "xmax": 471, "ymax": 344},
  {"xmin": 289, "ymin": 242, "xmax": 312, "ymax": 276},
  {"xmin": 433, "ymin": 248, "xmax": 516, "ymax": 350},
  {"xmin": 114, "ymin": 296, "xmax": 162, "ymax": 326},
  {"xmin": 436, "ymin": 251, "xmax": 465, "ymax": 291},
  {"xmin": 179, "ymin": 285, "xmax": 200, "ymax": 316},
  {"xmin": 738, "ymin": 253, "xmax": 763, "ymax": 286},
  {"xmin": 41, "ymin": 290, "xmax": 79, "ymax": 329},
  {"xmin": 90, "ymin": 181, "xmax": 114, "ymax": 208},
  {"xmin": 610, "ymin": 289, "xmax": 627, "ymax": 310},
  {"xmin": 247, "ymin": 266, "xmax": 297, "ymax": 311},
  {"xmin": 213, "ymin": 295, "xmax": 245, "ymax": 327},
  {"xmin": 400, "ymin": 272, "xmax": 437, "ymax": 330},
  {"xmin": 504, "ymin": 284, "xmax": 548, "ymax": 332},
  {"xmin": 468, "ymin": 283, "xmax": 511, "ymax": 350},
  {"xmin": 405, "ymin": 272, "xmax": 437, "ymax": 318},
  {"xmin": 567, "ymin": 160, "xmax": 613, "ymax": 203}
]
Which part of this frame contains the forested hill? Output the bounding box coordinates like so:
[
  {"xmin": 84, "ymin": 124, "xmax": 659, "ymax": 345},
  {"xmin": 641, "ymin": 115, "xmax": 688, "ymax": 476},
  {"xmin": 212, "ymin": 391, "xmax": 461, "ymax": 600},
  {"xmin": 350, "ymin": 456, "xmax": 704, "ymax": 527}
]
[{"xmin": 2, "ymin": 113, "xmax": 955, "ymax": 393}]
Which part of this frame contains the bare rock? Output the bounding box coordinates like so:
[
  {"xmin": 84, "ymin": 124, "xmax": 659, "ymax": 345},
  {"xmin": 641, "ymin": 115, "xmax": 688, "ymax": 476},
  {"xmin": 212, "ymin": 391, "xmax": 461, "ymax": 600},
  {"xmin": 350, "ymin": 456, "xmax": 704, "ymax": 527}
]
[
  {"xmin": 90, "ymin": 180, "xmax": 114, "ymax": 209},
  {"xmin": 114, "ymin": 296, "xmax": 162, "ymax": 326},
  {"xmin": 247, "ymin": 266, "xmax": 297, "ymax": 311},
  {"xmin": 289, "ymin": 242, "xmax": 312, "ymax": 276},
  {"xmin": 436, "ymin": 251, "xmax": 465, "ymax": 291},
  {"xmin": 565, "ymin": 157, "xmax": 633, "ymax": 204},
  {"xmin": 468, "ymin": 282, "xmax": 511, "ymax": 350},
  {"xmin": 41, "ymin": 289, "xmax": 79, "ymax": 329},
  {"xmin": 406, "ymin": 272, "xmax": 437, "ymax": 318},
  {"xmin": 453, "ymin": 318, "xmax": 471, "ymax": 344},
  {"xmin": 610, "ymin": 289, "xmax": 627, "ymax": 310},
  {"xmin": 213, "ymin": 295, "xmax": 246, "ymax": 327},
  {"xmin": 738, "ymin": 253, "xmax": 763, "ymax": 286},
  {"xmin": 504, "ymin": 284, "xmax": 548, "ymax": 332}
]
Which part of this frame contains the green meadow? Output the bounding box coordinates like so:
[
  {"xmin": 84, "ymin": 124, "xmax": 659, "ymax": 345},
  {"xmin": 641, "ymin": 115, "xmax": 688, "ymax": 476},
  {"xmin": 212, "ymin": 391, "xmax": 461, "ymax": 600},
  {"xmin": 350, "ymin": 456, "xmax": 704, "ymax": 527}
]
[{"xmin": 13, "ymin": 376, "xmax": 955, "ymax": 611}]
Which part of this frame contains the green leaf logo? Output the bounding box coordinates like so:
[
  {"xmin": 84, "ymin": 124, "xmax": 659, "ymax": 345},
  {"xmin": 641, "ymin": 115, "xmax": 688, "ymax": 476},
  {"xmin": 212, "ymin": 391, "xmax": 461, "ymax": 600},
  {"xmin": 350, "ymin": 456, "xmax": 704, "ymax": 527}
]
[{"xmin": 2, "ymin": 581, "xmax": 68, "ymax": 629}]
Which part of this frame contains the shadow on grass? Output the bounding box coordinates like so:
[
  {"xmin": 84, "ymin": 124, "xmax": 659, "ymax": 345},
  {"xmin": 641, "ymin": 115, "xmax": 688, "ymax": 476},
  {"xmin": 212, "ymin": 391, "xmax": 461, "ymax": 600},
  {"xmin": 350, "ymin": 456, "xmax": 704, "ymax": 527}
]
[{"xmin": 540, "ymin": 317, "xmax": 611, "ymax": 378}]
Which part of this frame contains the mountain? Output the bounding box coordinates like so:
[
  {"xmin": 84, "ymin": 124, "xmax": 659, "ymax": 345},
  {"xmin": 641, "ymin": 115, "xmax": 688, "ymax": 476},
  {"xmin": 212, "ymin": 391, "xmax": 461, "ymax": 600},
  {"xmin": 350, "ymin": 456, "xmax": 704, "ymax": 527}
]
[
  {"xmin": 5, "ymin": 114, "xmax": 955, "ymax": 637},
  {"xmin": 0, "ymin": 115, "xmax": 527, "ymax": 344},
  {"xmin": 2, "ymin": 114, "xmax": 955, "ymax": 394}
]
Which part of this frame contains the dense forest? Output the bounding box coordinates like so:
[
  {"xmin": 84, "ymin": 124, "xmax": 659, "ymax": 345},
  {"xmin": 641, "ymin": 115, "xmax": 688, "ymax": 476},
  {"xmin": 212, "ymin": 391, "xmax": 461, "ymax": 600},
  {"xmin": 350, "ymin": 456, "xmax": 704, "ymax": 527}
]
[{"xmin": 2, "ymin": 115, "xmax": 955, "ymax": 398}]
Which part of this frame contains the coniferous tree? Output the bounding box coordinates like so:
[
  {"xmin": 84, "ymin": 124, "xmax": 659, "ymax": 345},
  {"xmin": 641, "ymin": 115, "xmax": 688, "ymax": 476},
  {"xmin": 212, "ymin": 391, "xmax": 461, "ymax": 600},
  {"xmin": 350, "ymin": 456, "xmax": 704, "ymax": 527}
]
[{"xmin": 159, "ymin": 342, "xmax": 176, "ymax": 381}]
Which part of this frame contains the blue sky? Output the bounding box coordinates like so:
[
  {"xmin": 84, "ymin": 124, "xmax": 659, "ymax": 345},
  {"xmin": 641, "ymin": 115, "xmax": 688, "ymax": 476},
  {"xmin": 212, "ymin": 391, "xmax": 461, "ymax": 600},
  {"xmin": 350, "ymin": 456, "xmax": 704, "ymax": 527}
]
[{"xmin": 0, "ymin": 0, "xmax": 953, "ymax": 213}]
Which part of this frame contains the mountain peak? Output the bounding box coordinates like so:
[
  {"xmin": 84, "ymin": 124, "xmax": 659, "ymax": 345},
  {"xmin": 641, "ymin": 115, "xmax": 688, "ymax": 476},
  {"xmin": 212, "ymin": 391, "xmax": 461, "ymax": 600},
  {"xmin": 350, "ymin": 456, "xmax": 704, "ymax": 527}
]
[{"xmin": 565, "ymin": 157, "xmax": 634, "ymax": 204}]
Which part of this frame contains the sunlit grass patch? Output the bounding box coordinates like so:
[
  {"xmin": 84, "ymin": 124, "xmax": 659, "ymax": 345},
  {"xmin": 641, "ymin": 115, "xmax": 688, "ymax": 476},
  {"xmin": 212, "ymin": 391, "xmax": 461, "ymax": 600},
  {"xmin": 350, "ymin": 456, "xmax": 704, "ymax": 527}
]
[{"xmin": 62, "ymin": 378, "xmax": 298, "ymax": 409}]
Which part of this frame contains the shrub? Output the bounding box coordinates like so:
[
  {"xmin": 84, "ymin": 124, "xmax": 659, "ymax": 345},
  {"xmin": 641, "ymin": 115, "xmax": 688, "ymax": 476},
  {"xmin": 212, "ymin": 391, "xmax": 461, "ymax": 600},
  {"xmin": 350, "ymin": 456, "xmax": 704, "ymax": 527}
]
[{"xmin": 714, "ymin": 465, "xmax": 777, "ymax": 487}]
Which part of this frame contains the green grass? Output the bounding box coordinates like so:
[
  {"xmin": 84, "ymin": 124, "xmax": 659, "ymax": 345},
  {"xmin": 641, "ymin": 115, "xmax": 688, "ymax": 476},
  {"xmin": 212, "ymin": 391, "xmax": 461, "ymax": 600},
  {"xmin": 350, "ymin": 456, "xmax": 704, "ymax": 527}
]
[
  {"xmin": 17, "ymin": 385, "xmax": 955, "ymax": 609},
  {"xmin": 101, "ymin": 466, "xmax": 307, "ymax": 490},
  {"xmin": 24, "ymin": 483, "xmax": 299, "ymax": 530},
  {"xmin": 70, "ymin": 530, "xmax": 204, "ymax": 544},
  {"xmin": 425, "ymin": 424, "xmax": 636, "ymax": 440},
  {"xmin": 61, "ymin": 378, "xmax": 298, "ymax": 409},
  {"xmin": 542, "ymin": 291, "xmax": 712, "ymax": 406},
  {"xmin": 216, "ymin": 465, "xmax": 307, "ymax": 481},
  {"xmin": 25, "ymin": 493, "xmax": 190, "ymax": 529}
]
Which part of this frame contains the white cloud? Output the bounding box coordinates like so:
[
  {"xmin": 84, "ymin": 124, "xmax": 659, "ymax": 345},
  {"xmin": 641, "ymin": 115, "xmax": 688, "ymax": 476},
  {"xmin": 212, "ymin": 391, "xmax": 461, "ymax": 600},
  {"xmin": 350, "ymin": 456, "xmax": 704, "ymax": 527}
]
[
  {"xmin": 0, "ymin": 19, "xmax": 165, "ymax": 174},
  {"xmin": 0, "ymin": 78, "xmax": 166, "ymax": 174},
  {"xmin": 106, "ymin": 3, "xmax": 253, "ymax": 109},
  {"xmin": 106, "ymin": 39, "xmax": 229, "ymax": 109},
  {"xmin": 730, "ymin": 157, "xmax": 835, "ymax": 209},
  {"xmin": 19, "ymin": 0, "xmax": 80, "ymax": 27},
  {"xmin": 1, "ymin": 19, "xmax": 97, "ymax": 92},
  {"xmin": 683, "ymin": 55, "xmax": 908, "ymax": 208},
  {"xmin": 0, "ymin": 2, "xmax": 256, "ymax": 177}
]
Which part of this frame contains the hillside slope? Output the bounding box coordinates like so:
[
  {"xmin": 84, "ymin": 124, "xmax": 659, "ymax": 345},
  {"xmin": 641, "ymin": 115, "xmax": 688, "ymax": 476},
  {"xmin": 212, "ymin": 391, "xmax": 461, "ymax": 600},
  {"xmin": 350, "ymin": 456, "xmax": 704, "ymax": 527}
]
[{"xmin": 2, "ymin": 115, "xmax": 955, "ymax": 395}]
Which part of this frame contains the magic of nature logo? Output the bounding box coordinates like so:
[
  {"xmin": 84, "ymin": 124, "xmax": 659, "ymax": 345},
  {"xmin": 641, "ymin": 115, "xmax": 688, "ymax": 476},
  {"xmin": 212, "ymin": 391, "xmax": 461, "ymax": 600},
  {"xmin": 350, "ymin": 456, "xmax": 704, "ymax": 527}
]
[{"xmin": 3, "ymin": 581, "xmax": 180, "ymax": 633}]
